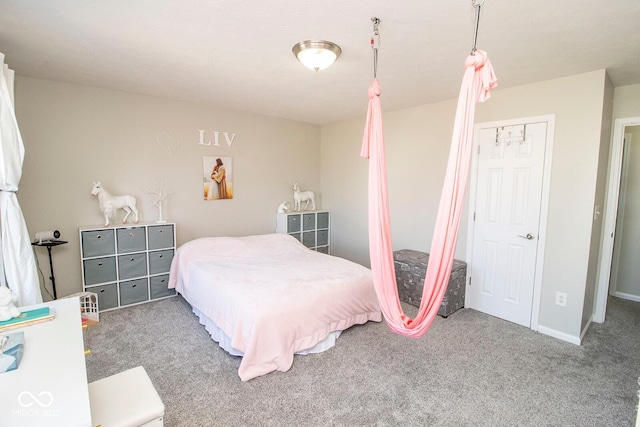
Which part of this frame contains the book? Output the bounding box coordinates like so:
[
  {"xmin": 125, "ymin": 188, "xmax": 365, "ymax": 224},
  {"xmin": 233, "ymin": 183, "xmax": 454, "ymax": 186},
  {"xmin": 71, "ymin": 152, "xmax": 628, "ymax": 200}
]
[
  {"xmin": 0, "ymin": 331, "xmax": 24, "ymax": 373},
  {"xmin": 0, "ymin": 307, "xmax": 56, "ymax": 332}
]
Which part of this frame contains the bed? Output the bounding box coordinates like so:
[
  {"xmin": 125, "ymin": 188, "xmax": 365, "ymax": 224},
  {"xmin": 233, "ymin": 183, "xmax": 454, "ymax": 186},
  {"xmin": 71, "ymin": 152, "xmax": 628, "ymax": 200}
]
[{"xmin": 168, "ymin": 233, "xmax": 382, "ymax": 381}]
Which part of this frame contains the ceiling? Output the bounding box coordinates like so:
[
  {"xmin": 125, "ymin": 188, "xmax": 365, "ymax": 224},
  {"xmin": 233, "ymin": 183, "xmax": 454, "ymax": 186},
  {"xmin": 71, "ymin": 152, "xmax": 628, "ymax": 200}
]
[{"xmin": 1, "ymin": 1, "xmax": 639, "ymax": 125}]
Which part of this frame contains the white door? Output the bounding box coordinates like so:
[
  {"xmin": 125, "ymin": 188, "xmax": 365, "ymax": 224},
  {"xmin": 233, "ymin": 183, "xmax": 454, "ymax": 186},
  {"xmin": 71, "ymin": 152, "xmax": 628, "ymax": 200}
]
[{"xmin": 467, "ymin": 121, "xmax": 547, "ymax": 327}]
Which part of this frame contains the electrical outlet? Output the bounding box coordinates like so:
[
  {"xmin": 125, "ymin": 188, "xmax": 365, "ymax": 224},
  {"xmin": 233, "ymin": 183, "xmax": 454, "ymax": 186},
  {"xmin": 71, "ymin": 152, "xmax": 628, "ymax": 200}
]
[{"xmin": 555, "ymin": 292, "xmax": 567, "ymax": 307}]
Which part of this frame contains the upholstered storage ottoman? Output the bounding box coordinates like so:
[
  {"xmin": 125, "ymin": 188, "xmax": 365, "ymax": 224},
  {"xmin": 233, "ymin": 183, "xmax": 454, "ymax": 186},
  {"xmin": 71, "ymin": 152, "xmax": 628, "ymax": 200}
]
[
  {"xmin": 393, "ymin": 249, "xmax": 467, "ymax": 317},
  {"xmin": 88, "ymin": 366, "xmax": 165, "ymax": 427}
]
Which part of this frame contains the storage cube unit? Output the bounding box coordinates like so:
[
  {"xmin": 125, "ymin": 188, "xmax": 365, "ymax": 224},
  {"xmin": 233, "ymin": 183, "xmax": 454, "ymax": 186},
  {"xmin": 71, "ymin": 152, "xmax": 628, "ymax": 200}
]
[
  {"xmin": 393, "ymin": 249, "xmax": 467, "ymax": 317},
  {"xmin": 276, "ymin": 211, "xmax": 330, "ymax": 253},
  {"xmin": 80, "ymin": 223, "xmax": 177, "ymax": 312}
]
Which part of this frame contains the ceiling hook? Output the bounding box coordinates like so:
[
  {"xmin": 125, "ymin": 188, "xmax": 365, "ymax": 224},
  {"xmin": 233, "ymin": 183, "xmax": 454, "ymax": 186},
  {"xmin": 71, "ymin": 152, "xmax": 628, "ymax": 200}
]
[
  {"xmin": 370, "ymin": 17, "xmax": 381, "ymax": 78},
  {"xmin": 372, "ymin": 17, "xmax": 380, "ymax": 36},
  {"xmin": 470, "ymin": 0, "xmax": 484, "ymax": 55},
  {"xmin": 371, "ymin": 17, "xmax": 381, "ymax": 48}
]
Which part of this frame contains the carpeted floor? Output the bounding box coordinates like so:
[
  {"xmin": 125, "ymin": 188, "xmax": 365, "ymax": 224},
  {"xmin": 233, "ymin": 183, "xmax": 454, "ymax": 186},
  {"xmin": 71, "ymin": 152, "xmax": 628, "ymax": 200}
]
[{"xmin": 84, "ymin": 295, "xmax": 639, "ymax": 426}]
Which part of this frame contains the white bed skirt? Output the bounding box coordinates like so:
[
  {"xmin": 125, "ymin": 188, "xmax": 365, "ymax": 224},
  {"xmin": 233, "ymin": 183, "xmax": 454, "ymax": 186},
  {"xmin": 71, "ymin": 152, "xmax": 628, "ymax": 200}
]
[{"xmin": 192, "ymin": 306, "xmax": 342, "ymax": 357}]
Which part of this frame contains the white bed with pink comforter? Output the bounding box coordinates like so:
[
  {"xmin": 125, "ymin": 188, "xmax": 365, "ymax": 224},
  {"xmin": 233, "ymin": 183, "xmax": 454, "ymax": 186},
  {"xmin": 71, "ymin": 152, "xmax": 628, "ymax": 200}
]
[{"xmin": 168, "ymin": 233, "xmax": 382, "ymax": 381}]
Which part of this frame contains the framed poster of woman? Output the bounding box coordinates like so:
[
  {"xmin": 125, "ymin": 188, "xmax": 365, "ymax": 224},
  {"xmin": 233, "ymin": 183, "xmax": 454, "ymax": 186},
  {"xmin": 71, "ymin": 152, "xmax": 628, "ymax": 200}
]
[{"xmin": 203, "ymin": 156, "xmax": 233, "ymax": 200}]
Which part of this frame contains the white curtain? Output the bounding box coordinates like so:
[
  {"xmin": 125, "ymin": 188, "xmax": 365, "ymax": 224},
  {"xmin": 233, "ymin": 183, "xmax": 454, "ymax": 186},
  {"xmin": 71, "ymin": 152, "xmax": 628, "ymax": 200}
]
[{"xmin": 0, "ymin": 52, "xmax": 42, "ymax": 306}]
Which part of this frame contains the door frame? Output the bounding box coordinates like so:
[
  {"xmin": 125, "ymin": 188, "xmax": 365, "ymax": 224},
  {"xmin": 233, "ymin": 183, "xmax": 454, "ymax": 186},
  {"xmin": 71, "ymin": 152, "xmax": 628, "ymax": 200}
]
[
  {"xmin": 608, "ymin": 133, "xmax": 632, "ymax": 298},
  {"xmin": 465, "ymin": 114, "xmax": 555, "ymax": 331},
  {"xmin": 594, "ymin": 117, "xmax": 640, "ymax": 323}
]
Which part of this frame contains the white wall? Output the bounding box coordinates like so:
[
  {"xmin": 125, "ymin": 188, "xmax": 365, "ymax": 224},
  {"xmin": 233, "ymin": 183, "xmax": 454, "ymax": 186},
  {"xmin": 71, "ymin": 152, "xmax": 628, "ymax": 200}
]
[
  {"xmin": 321, "ymin": 70, "xmax": 610, "ymax": 340},
  {"xmin": 15, "ymin": 70, "xmax": 632, "ymax": 343},
  {"xmin": 321, "ymin": 98, "xmax": 459, "ymax": 267},
  {"xmin": 15, "ymin": 76, "xmax": 321, "ymax": 300},
  {"xmin": 582, "ymin": 73, "xmax": 614, "ymax": 332},
  {"xmin": 613, "ymin": 83, "xmax": 640, "ymax": 118}
]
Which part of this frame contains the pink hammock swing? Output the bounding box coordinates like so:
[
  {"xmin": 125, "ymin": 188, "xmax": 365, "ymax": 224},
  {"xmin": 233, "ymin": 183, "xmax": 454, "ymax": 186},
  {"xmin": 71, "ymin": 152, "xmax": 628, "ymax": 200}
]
[{"xmin": 361, "ymin": 15, "xmax": 497, "ymax": 338}]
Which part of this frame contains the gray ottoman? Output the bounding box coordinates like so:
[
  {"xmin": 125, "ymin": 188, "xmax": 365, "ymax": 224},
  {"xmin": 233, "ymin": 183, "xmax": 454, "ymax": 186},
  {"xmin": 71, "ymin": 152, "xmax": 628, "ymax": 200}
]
[{"xmin": 393, "ymin": 249, "xmax": 466, "ymax": 317}]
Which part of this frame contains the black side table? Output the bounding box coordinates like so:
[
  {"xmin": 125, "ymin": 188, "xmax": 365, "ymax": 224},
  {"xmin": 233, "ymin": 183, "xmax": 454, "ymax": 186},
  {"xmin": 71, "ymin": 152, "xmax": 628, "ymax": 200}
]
[{"xmin": 31, "ymin": 239, "xmax": 68, "ymax": 299}]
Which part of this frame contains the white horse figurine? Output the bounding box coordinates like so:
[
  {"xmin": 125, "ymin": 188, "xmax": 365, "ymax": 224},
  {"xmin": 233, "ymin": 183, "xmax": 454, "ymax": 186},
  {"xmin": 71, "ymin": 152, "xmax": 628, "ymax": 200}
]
[
  {"xmin": 91, "ymin": 182, "xmax": 139, "ymax": 227},
  {"xmin": 293, "ymin": 183, "xmax": 315, "ymax": 211},
  {"xmin": 277, "ymin": 201, "xmax": 290, "ymax": 213}
]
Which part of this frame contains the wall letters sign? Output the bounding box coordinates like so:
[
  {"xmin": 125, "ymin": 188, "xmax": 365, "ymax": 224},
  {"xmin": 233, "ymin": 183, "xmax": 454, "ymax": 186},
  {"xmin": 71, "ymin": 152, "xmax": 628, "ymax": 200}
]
[{"xmin": 198, "ymin": 130, "xmax": 237, "ymax": 147}]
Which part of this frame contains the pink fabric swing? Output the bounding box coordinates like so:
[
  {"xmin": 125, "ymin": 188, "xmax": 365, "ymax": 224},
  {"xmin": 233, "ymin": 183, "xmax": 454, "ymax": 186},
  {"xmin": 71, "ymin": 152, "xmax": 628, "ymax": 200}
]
[{"xmin": 360, "ymin": 49, "xmax": 497, "ymax": 338}]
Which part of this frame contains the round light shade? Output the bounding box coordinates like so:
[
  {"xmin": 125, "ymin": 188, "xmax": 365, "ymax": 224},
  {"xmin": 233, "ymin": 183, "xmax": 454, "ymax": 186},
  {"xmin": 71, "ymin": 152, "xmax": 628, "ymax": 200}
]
[{"xmin": 292, "ymin": 40, "xmax": 342, "ymax": 72}]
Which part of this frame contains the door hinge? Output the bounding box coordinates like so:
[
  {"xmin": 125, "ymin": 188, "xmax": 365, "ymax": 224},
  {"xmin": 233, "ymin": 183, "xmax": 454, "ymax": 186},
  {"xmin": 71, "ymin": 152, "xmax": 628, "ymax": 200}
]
[
  {"xmin": 477, "ymin": 145, "xmax": 480, "ymax": 154},
  {"xmin": 473, "ymin": 212, "xmax": 476, "ymax": 221},
  {"xmin": 468, "ymin": 276, "xmax": 472, "ymax": 286}
]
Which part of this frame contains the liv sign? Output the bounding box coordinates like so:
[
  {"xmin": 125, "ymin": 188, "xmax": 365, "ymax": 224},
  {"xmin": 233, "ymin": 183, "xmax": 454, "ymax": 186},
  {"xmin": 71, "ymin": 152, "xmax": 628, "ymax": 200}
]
[{"xmin": 198, "ymin": 130, "xmax": 237, "ymax": 147}]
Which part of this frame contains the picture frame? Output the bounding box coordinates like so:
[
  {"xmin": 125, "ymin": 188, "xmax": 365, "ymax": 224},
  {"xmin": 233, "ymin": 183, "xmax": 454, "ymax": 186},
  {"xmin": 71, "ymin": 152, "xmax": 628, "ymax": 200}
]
[{"xmin": 203, "ymin": 156, "xmax": 233, "ymax": 200}]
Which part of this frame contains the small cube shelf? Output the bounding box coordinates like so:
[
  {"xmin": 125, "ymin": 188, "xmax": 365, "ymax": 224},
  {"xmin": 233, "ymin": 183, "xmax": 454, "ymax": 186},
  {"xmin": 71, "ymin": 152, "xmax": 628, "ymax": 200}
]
[
  {"xmin": 63, "ymin": 291, "xmax": 100, "ymax": 327},
  {"xmin": 276, "ymin": 211, "xmax": 330, "ymax": 254},
  {"xmin": 79, "ymin": 222, "xmax": 176, "ymax": 312}
]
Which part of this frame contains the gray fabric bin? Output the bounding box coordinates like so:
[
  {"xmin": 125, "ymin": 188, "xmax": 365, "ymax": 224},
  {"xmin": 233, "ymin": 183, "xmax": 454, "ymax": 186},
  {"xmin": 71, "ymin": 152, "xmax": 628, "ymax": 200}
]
[
  {"xmin": 89, "ymin": 283, "xmax": 118, "ymax": 311},
  {"xmin": 83, "ymin": 257, "xmax": 117, "ymax": 286},
  {"xmin": 119, "ymin": 278, "xmax": 149, "ymax": 306},
  {"xmin": 82, "ymin": 230, "xmax": 115, "ymax": 258},
  {"xmin": 148, "ymin": 224, "xmax": 174, "ymax": 250},
  {"xmin": 116, "ymin": 227, "xmax": 146, "ymax": 253},
  {"xmin": 150, "ymin": 275, "xmax": 176, "ymax": 299},
  {"xmin": 149, "ymin": 249, "xmax": 174, "ymax": 275},
  {"xmin": 118, "ymin": 252, "xmax": 147, "ymax": 280}
]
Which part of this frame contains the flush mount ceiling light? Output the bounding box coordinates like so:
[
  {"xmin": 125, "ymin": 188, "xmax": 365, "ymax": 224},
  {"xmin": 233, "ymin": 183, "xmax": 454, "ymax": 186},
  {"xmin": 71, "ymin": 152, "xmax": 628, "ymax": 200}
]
[{"xmin": 292, "ymin": 40, "xmax": 342, "ymax": 72}]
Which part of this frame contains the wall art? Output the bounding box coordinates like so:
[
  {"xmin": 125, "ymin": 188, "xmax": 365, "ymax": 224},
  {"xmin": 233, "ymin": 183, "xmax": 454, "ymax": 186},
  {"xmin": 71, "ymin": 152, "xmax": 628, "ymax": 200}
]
[{"xmin": 203, "ymin": 156, "xmax": 233, "ymax": 200}]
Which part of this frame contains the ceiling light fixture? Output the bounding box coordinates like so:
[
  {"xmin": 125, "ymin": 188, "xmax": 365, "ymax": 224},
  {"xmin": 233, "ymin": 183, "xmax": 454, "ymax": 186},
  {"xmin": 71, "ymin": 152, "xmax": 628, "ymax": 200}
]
[{"xmin": 292, "ymin": 40, "xmax": 342, "ymax": 72}]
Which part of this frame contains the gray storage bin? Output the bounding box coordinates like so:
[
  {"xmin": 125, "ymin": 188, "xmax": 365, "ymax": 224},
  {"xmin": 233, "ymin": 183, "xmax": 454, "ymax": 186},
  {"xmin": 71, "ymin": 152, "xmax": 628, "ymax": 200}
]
[
  {"xmin": 119, "ymin": 278, "xmax": 149, "ymax": 306},
  {"xmin": 317, "ymin": 229, "xmax": 329, "ymax": 246},
  {"xmin": 289, "ymin": 233, "xmax": 302, "ymax": 243},
  {"xmin": 316, "ymin": 246, "xmax": 329, "ymax": 254},
  {"xmin": 287, "ymin": 215, "xmax": 301, "ymax": 233},
  {"xmin": 150, "ymin": 274, "xmax": 176, "ymax": 299},
  {"xmin": 148, "ymin": 224, "xmax": 174, "ymax": 250},
  {"xmin": 118, "ymin": 252, "xmax": 147, "ymax": 280},
  {"xmin": 116, "ymin": 227, "xmax": 146, "ymax": 253},
  {"xmin": 149, "ymin": 249, "xmax": 174, "ymax": 275},
  {"xmin": 317, "ymin": 212, "xmax": 329, "ymax": 229},
  {"xmin": 302, "ymin": 231, "xmax": 315, "ymax": 248},
  {"xmin": 89, "ymin": 283, "xmax": 118, "ymax": 311},
  {"xmin": 302, "ymin": 213, "xmax": 315, "ymax": 231},
  {"xmin": 82, "ymin": 230, "xmax": 115, "ymax": 258},
  {"xmin": 84, "ymin": 257, "xmax": 117, "ymax": 286}
]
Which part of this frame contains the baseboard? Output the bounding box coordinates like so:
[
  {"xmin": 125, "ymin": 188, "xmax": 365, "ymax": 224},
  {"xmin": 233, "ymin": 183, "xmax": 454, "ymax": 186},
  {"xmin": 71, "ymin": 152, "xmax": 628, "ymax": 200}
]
[
  {"xmin": 580, "ymin": 316, "xmax": 593, "ymax": 343},
  {"xmin": 613, "ymin": 292, "xmax": 640, "ymax": 303},
  {"xmin": 537, "ymin": 325, "xmax": 581, "ymax": 345}
]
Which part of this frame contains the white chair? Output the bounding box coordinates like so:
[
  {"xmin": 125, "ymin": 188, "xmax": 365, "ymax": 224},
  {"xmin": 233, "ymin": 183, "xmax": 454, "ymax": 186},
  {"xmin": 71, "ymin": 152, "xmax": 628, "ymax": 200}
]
[{"xmin": 88, "ymin": 366, "xmax": 165, "ymax": 427}]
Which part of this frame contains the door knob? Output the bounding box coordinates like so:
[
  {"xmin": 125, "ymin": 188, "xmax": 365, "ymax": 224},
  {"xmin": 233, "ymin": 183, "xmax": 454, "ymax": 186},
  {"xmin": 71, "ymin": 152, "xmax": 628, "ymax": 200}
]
[{"xmin": 518, "ymin": 233, "xmax": 534, "ymax": 240}]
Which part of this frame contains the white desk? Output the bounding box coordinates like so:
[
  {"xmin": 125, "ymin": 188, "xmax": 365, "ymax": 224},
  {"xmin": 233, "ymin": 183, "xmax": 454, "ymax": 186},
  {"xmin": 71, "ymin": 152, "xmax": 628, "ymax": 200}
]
[{"xmin": 0, "ymin": 297, "xmax": 92, "ymax": 427}]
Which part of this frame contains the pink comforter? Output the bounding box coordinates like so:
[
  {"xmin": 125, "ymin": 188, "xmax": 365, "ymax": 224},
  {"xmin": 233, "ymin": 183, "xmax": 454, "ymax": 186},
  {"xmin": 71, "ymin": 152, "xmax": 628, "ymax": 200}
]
[{"xmin": 168, "ymin": 233, "xmax": 382, "ymax": 381}]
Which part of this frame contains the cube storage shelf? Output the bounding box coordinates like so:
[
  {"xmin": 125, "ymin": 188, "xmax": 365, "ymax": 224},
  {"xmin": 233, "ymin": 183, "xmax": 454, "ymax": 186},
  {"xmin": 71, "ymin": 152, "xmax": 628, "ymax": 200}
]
[
  {"xmin": 80, "ymin": 222, "xmax": 176, "ymax": 312},
  {"xmin": 276, "ymin": 211, "xmax": 330, "ymax": 254}
]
